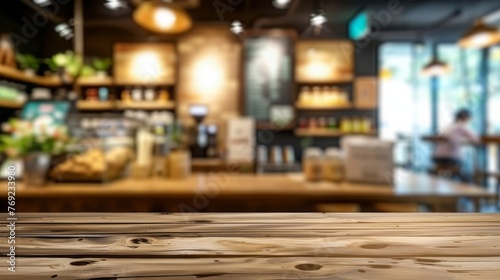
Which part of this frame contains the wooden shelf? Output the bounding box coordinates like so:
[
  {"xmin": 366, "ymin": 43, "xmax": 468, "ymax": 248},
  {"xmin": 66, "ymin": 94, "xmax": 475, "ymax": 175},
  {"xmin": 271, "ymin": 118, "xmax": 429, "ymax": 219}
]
[
  {"xmin": 295, "ymin": 102, "xmax": 352, "ymax": 110},
  {"xmin": 114, "ymin": 81, "xmax": 176, "ymax": 86},
  {"xmin": 295, "ymin": 128, "xmax": 377, "ymax": 137},
  {"xmin": 117, "ymin": 101, "xmax": 175, "ymax": 110},
  {"xmin": 76, "ymin": 76, "xmax": 114, "ymax": 87},
  {"xmin": 0, "ymin": 64, "xmax": 61, "ymax": 87},
  {"xmin": 296, "ymin": 80, "xmax": 353, "ymax": 84},
  {"xmin": 256, "ymin": 123, "xmax": 294, "ymax": 130},
  {"xmin": 0, "ymin": 99, "xmax": 24, "ymax": 109},
  {"xmin": 482, "ymin": 135, "xmax": 500, "ymax": 144},
  {"xmin": 191, "ymin": 158, "xmax": 226, "ymax": 168},
  {"xmin": 77, "ymin": 100, "xmax": 116, "ymax": 111},
  {"xmin": 76, "ymin": 100, "xmax": 175, "ymax": 111}
]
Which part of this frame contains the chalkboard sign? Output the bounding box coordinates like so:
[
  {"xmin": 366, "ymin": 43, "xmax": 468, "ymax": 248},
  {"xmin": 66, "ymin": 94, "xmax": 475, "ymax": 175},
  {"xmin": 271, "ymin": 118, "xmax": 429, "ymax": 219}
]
[{"xmin": 243, "ymin": 31, "xmax": 295, "ymax": 124}]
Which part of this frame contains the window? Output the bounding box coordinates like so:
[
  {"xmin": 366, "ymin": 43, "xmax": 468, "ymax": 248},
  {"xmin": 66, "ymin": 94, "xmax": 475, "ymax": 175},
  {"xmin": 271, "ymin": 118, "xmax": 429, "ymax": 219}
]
[{"xmin": 379, "ymin": 43, "xmax": 432, "ymax": 169}]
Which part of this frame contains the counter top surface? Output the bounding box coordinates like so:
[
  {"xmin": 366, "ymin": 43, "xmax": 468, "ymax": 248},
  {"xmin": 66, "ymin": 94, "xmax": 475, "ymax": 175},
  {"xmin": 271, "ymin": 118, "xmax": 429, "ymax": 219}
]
[
  {"xmin": 9, "ymin": 169, "xmax": 494, "ymax": 199},
  {"xmin": 1, "ymin": 213, "xmax": 499, "ymax": 279}
]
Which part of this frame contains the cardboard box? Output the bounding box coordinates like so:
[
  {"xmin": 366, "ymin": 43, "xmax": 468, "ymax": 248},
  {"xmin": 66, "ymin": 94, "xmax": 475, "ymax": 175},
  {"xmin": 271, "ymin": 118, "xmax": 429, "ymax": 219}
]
[{"xmin": 342, "ymin": 136, "xmax": 394, "ymax": 184}]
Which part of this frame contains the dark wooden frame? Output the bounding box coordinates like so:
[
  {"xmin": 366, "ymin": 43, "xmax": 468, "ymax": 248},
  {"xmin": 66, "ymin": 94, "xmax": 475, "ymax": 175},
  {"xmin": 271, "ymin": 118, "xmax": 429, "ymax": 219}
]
[{"xmin": 240, "ymin": 29, "xmax": 298, "ymax": 129}]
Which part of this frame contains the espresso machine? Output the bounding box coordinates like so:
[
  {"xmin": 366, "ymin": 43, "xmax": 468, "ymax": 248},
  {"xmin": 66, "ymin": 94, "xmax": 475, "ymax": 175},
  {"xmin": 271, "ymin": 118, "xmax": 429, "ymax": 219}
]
[{"xmin": 189, "ymin": 104, "xmax": 218, "ymax": 158}]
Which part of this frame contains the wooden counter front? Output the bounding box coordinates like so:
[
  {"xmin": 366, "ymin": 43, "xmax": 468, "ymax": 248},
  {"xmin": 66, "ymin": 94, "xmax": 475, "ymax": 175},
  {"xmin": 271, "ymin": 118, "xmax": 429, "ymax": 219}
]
[
  {"xmin": 1, "ymin": 213, "xmax": 500, "ymax": 279},
  {"xmin": 3, "ymin": 169, "xmax": 494, "ymax": 212}
]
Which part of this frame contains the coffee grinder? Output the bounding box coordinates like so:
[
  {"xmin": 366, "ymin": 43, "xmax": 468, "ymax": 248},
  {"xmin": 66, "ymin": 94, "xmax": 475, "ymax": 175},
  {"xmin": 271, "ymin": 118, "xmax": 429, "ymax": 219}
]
[{"xmin": 189, "ymin": 104, "xmax": 216, "ymax": 158}]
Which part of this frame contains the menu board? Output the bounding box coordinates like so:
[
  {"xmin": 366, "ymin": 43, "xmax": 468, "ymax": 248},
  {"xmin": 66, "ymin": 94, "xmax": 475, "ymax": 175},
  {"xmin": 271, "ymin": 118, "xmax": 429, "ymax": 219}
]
[
  {"xmin": 243, "ymin": 33, "xmax": 294, "ymax": 123},
  {"xmin": 295, "ymin": 40, "xmax": 354, "ymax": 83},
  {"xmin": 21, "ymin": 101, "xmax": 71, "ymax": 125},
  {"xmin": 226, "ymin": 118, "xmax": 255, "ymax": 163}
]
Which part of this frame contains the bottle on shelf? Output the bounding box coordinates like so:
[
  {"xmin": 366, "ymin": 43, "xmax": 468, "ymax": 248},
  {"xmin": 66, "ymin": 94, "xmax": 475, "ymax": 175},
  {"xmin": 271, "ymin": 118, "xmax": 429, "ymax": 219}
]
[
  {"xmin": 327, "ymin": 117, "xmax": 337, "ymax": 130},
  {"xmin": 121, "ymin": 87, "xmax": 131, "ymax": 103},
  {"xmin": 132, "ymin": 87, "xmax": 143, "ymax": 101},
  {"xmin": 98, "ymin": 87, "xmax": 109, "ymax": 101},
  {"xmin": 144, "ymin": 88, "xmax": 156, "ymax": 101},
  {"xmin": 341, "ymin": 117, "xmax": 352, "ymax": 133},
  {"xmin": 338, "ymin": 88, "xmax": 348, "ymax": 105},
  {"xmin": 299, "ymin": 117, "xmax": 308, "ymax": 128},
  {"xmin": 298, "ymin": 86, "xmax": 311, "ymax": 105},
  {"xmin": 312, "ymin": 86, "xmax": 321, "ymax": 105},
  {"xmin": 362, "ymin": 117, "xmax": 372, "ymax": 133},
  {"xmin": 352, "ymin": 117, "xmax": 361, "ymax": 133},
  {"xmin": 309, "ymin": 117, "xmax": 318, "ymax": 129},
  {"xmin": 158, "ymin": 88, "xmax": 170, "ymax": 102},
  {"xmin": 318, "ymin": 117, "xmax": 327, "ymax": 128},
  {"xmin": 86, "ymin": 88, "xmax": 98, "ymax": 101}
]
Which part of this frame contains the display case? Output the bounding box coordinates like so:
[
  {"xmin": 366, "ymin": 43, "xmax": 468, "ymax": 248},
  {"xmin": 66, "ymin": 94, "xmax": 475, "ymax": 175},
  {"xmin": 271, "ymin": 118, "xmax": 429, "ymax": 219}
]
[{"xmin": 49, "ymin": 113, "xmax": 138, "ymax": 183}]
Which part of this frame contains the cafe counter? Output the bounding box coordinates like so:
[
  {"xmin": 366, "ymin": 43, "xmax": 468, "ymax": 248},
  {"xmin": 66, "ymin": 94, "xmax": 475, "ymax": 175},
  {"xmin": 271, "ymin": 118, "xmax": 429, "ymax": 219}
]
[{"xmin": 2, "ymin": 169, "xmax": 494, "ymax": 212}]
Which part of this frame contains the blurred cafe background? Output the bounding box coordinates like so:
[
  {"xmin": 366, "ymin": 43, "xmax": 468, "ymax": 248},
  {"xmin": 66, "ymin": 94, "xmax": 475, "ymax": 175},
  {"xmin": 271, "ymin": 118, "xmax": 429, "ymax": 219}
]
[{"xmin": 0, "ymin": 0, "xmax": 499, "ymax": 213}]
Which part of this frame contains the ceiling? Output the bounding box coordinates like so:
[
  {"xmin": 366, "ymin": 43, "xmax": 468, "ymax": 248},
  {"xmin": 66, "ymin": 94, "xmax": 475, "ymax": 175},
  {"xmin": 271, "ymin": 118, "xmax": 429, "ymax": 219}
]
[{"xmin": 1, "ymin": 0, "xmax": 500, "ymax": 56}]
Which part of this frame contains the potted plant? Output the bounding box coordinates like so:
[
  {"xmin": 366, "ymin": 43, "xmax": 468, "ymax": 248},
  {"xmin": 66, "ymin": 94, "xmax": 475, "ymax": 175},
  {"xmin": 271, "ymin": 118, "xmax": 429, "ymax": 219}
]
[
  {"xmin": 92, "ymin": 57, "xmax": 112, "ymax": 78},
  {"xmin": 0, "ymin": 119, "xmax": 73, "ymax": 187},
  {"xmin": 50, "ymin": 51, "xmax": 95, "ymax": 83},
  {"xmin": 15, "ymin": 53, "xmax": 39, "ymax": 76}
]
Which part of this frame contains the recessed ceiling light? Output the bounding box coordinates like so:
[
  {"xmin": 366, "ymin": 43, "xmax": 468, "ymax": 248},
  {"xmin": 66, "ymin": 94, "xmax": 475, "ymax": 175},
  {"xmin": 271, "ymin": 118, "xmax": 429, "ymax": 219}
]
[
  {"xmin": 55, "ymin": 23, "xmax": 74, "ymax": 40},
  {"xmin": 104, "ymin": 0, "xmax": 127, "ymax": 10},
  {"xmin": 310, "ymin": 11, "xmax": 327, "ymax": 27},
  {"xmin": 33, "ymin": 0, "xmax": 52, "ymax": 7},
  {"xmin": 272, "ymin": 0, "xmax": 291, "ymax": 9},
  {"xmin": 230, "ymin": 20, "xmax": 244, "ymax": 35}
]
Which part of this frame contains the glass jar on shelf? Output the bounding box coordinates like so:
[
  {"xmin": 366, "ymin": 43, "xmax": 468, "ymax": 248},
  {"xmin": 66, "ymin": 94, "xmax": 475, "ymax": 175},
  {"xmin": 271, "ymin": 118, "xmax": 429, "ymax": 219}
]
[
  {"xmin": 303, "ymin": 147, "xmax": 323, "ymax": 182},
  {"xmin": 352, "ymin": 117, "xmax": 362, "ymax": 132},
  {"xmin": 312, "ymin": 86, "xmax": 321, "ymax": 105},
  {"xmin": 322, "ymin": 148, "xmax": 345, "ymax": 183},
  {"xmin": 299, "ymin": 86, "xmax": 311, "ymax": 105},
  {"xmin": 362, "ymin": 117, "xmax": 372, "ymax": 133}
]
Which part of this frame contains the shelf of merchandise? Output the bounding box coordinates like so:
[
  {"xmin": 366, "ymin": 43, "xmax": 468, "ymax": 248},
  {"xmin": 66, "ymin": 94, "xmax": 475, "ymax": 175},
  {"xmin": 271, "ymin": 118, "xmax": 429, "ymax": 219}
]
[
  {"xmin": 75, "ymin": 76, "xmax": 114, "ymax": 87},
  {"xmin": 116, "ymin": 101, "xmax": 175, "ymax": 110},
  {"xmin": 76, "ymin": 100, "xmax": 116, "ymax": 111},
  {"xmin": 294, "ymin": 128, "xmax": 377, "ymax": 137},
  {"xmin": 0, "ymin": 99, "xmax": 24, "ymax": 109},
  {"xmin": 295, "ymin": 102, "xmax": 353, "ymax": 110},
  {"xmin": 0, "ymin": 64, "xmax": 61, "ymax": 87}
]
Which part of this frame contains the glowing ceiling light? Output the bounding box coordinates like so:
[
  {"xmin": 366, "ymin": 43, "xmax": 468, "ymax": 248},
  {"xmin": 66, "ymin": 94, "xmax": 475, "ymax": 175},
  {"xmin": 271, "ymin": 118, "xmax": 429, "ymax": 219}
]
[
  {"xmin": 272, "ymin": 0, "xmax": 291, "ymax": 9},
  {"xmin": 33, "ymin": 0, "xmax": 52, "ymax": 7},
  {"xmin": 104, "ymin": 0, "xmax": 127, "ymax": 10},
  {"xmin": 310, "ymin": 11, "xmax": 327, "ymax": 27},
  {"xmin": 133, "ymin": 1, "xmax": 192, "ymax": 34},
  {"xmin": 154, "ymin": 7, "xmax": 177, "ymax": 29},
  {"xmin": 230, "ymin": 21, "xmax": 244, "ymax": 35},
  {"xmin": 459, "ymin": 19, "xmax": 500, "ymax": 48},
  {"xmin": 422, "ymin": 57, "xmax": 450, "ymax": 77}
]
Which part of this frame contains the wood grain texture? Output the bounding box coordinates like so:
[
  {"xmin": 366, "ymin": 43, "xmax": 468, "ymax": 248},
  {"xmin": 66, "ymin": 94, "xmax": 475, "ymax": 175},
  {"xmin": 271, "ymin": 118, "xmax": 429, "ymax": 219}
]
[
  {"xmin": 0, "ymin": 213, "xmax": 499, "ymax": 279},
  {"xmin": 4, "ymin": 169, "xmax": 493, "ymax": 212},
  {"xmin": 7, "ymin": 169, "xmax": 494, "ymax": 199}
]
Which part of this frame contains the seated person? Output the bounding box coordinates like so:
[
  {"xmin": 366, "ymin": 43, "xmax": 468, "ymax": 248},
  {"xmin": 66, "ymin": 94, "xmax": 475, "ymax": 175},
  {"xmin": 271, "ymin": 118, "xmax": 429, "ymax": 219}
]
[{"xmin": 432, "ymin": 109, "xmax": 480, "ymax": 181}]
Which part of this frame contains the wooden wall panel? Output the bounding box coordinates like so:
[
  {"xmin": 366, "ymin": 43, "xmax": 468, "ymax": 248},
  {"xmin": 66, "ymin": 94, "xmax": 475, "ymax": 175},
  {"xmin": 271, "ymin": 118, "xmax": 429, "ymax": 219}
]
[
  {"xmin": 113, "ymin": 43, "xmax": 176, "ymax": 85},
  {"xmin": 177, "ymin": 26, "xmax": 242, "ymax": 125}
]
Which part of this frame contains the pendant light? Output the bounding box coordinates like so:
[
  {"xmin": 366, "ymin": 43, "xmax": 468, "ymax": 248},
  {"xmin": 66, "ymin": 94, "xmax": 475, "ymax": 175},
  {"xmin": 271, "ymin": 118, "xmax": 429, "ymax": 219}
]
[
  {"xmin": 133, "ymin": 0, "xmax": 192, "ymax": 34},
  {"xmin": 422, "ymin": 56, "xmax": 450, "ymax": 77},
  {"xmin": 458, "ymin": 19, "xmax": 500, "ymax": 48}
]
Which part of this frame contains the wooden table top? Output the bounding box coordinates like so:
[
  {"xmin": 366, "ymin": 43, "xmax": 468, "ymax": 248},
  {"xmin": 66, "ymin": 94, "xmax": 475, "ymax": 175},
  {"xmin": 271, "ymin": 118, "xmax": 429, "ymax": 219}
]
[
  {"xmin": 422, "ymin": 135, "xmax": 500, "ymax": 145},
  {"xmin": 1, "ymin": 213, "xmax": 499, "ymax": 279},
  {"xmin": 8, "ymin": 169, "xmax": 494, "ymax": 201},
  {"xmin": 482, "ymin": 135, "xmax": 500, "ymax": 144}
]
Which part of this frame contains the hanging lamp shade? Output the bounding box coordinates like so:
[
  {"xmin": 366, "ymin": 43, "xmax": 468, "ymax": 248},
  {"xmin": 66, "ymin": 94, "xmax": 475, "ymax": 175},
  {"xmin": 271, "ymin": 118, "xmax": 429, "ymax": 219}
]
[
  {"xmin": 458, "ymin": 19, "xmax": 500, "ymax": 48},
  {"xmin": 133, "ymin": 1, "xmax": 192, "ymax": 34},
  {"xmin": 422, "ymin": 57, "xmax": 450, "ymax": 77}
]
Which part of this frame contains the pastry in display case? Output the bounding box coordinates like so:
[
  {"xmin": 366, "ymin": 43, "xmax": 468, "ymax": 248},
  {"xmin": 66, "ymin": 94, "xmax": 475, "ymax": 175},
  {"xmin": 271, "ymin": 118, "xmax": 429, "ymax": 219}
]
[
  {"xmin": 49, "ymin": 113, "xmax": 138, "ymax": 183},
  {"xmin": 50, "ymin": 146, "xmax": 133, "ymax": 182}
]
